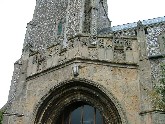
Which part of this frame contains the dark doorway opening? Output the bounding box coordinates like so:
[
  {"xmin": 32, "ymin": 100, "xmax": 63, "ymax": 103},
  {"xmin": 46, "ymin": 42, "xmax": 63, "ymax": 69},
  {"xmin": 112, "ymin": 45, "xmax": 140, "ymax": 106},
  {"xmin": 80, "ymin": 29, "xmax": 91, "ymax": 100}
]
[{"xmin": 57, "ymin": 102, "xmax": 105, "ymax": 124}]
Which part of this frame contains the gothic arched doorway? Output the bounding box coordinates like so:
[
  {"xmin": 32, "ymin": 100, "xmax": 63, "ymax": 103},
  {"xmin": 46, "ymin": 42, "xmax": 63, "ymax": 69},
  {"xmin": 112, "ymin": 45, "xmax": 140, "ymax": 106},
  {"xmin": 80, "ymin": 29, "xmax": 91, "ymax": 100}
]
[{"xmin": 34, "ymin": 79, "xmax": 126, "ymax": 124}]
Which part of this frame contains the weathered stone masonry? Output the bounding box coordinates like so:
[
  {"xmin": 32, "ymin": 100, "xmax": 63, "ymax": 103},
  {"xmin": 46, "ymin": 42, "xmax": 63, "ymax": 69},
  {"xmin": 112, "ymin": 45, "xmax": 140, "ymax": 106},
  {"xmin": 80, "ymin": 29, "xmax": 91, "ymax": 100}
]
[{"xmin": 3, "ymin": 0, "xmax": 165, "ymax": 123}]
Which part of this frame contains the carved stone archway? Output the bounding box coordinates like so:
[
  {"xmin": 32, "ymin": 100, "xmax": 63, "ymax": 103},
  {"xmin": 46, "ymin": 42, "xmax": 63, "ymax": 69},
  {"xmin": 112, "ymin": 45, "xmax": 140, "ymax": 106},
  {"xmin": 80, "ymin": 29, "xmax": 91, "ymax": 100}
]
[{"xmin": 34, "ymin": 78, "xmax": 127, "ymax": 124}]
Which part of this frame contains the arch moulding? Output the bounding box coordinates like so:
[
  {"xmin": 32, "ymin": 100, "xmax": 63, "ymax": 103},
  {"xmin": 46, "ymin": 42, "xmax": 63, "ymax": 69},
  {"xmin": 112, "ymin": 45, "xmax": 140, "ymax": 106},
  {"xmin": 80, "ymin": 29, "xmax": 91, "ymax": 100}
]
[{"xmin": 32, "ymin": 78, "xmax": 128, "ymax": 124}]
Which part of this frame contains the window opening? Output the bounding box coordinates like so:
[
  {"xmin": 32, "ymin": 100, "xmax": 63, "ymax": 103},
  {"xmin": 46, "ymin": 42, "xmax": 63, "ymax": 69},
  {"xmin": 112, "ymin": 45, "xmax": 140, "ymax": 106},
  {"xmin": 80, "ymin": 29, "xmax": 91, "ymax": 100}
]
[
  {"xmin": 58, "ymin": 104, "xmax": 105, "ymax": 124},
  {"xmin": 58, "ymin": 20, "xmax": 63, "ymax": 35}
]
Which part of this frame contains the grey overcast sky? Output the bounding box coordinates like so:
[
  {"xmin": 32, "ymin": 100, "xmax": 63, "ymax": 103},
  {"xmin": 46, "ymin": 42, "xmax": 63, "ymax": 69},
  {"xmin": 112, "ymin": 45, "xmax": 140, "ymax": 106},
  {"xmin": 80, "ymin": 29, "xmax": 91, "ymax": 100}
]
[{"xmin": 0, "ymin": 0, "xmax": 165, "ymax": 108}]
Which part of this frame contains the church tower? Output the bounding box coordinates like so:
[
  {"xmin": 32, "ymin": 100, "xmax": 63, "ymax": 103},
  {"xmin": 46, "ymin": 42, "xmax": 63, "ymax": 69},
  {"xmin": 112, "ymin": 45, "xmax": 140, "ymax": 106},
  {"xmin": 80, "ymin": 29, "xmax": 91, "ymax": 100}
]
[
  {"xmin": 3, "ymin": 0, "xmax": 165, "ymax": 124},
  {"xmin": 23, "ymin": 0, "xmax": 111, "ymax": 53}
]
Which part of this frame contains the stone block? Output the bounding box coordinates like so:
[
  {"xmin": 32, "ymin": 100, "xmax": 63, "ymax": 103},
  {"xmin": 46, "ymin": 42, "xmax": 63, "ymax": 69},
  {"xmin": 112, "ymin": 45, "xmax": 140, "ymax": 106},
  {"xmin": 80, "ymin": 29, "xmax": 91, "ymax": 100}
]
[
  {"xmin": 98, "ymin": 48, "xmax": 105, "ymax": 60},
  {"xmin": 106, "ymin": 49, "xmax": 113, "ymax": 61}
]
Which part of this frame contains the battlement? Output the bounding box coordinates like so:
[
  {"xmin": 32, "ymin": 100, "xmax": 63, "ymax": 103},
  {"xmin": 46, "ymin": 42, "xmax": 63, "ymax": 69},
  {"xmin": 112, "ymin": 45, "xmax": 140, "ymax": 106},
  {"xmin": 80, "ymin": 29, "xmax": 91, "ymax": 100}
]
[{"xmin": 25, "ymin": 35, "xmax": 138, "ymax": 77}]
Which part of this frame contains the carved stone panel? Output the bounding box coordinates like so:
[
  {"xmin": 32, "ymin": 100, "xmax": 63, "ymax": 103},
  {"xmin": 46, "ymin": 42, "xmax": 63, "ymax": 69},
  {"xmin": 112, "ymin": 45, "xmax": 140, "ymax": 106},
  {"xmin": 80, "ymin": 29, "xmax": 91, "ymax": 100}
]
[
  {"xmin": 88, "ymin": 48, "xmax": 98, "ymax": 59},
  {"xmin": 81, "ymin": 37, "xmax": 89, "ymax": 47},
  {"xmin": 126, "ymin": 49, "xmax": 133, "ymax": 63},
  {"xmin": 105, "ymin": 39, "xmax": 113, "ymax": 61},
  {"xmin": 113, "ymin": 49, "xmax": 125, "ymax": 62},
  {"xmin": 98, "ymin": 48, "xmax": 105, "ymax": 60},
  {"xmin": 113, "ymin": 38, "xmax": 127, "ymax": 62}
]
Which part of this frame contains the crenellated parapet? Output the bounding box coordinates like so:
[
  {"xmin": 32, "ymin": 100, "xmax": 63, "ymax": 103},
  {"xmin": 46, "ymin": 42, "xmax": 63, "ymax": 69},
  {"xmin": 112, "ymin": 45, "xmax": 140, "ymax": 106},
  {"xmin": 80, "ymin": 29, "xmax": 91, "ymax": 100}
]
[
  {"xmin": 100, "ymin": 16, "xmax": 165, "ymax": 56},
  {"xmin": 24, "ymin": 34, "xmax": 138, "ymax": 76},
  {"xmin": 99, "ymin": 17, "xmax": 165, "ymax": 91}
]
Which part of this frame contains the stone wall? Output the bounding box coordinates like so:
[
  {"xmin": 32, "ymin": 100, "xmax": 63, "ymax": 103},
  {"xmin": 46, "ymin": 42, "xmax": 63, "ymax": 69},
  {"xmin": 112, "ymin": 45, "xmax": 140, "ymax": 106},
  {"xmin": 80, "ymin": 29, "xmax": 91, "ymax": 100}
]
[
  {"xmin": 4, "ymin": 0, "xmax": 165, "ymax": 123},
  {"xmin": 7, "ymin": 60, "xmax": 140, "ymax": 123}
]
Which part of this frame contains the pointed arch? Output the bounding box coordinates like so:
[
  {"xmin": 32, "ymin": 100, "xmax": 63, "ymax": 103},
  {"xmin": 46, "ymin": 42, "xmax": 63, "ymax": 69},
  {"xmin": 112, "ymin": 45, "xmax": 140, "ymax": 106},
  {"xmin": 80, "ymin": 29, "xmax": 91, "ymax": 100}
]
[{"xmin": 33, "ymin": 78, "xmax": 128, "ymax": 124}]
